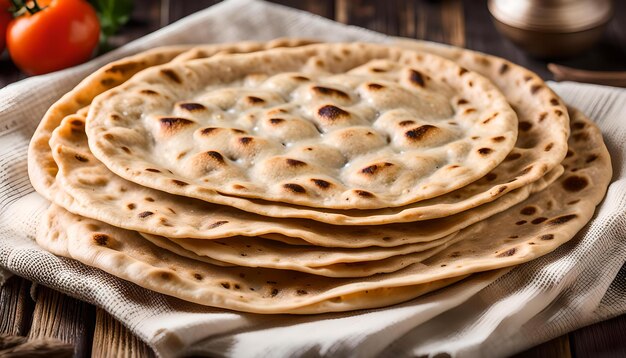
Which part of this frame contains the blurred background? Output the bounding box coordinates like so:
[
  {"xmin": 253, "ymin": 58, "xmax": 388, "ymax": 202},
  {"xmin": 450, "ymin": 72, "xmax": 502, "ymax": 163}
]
[{"xmin": 0, "ymin": 0, "xmax": 624, "ymax": 87}]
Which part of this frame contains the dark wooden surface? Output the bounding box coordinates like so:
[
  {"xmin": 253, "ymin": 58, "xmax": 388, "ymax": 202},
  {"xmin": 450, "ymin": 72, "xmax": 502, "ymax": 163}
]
[{"xmin": 1, "ymin": 1, "xmax": 625, "ymax": 357}]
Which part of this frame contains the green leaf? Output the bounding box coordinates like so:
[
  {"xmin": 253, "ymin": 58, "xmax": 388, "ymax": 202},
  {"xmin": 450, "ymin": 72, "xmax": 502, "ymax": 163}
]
[{"xmin": 88, "ymin": 0, "xmax": 134, "ymax": 51}]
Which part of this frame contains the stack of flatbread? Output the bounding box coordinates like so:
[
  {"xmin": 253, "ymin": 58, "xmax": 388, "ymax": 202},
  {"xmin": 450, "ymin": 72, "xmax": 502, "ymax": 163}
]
[{"xmin": 28, "ymin": 39, "xmax": 612, "ymax": 314}]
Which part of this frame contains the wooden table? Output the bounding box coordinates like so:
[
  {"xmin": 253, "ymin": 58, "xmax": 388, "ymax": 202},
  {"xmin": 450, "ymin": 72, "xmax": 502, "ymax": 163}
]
[{"xmin": 1, "ymin": 1, "xmax": 625, "ymax": 356}]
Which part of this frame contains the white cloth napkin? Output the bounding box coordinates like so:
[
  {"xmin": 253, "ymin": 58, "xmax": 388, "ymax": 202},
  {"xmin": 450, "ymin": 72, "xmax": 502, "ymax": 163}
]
[{"xmin": 0, "ymin": 0, "xmax": 624, "ymax": 356}]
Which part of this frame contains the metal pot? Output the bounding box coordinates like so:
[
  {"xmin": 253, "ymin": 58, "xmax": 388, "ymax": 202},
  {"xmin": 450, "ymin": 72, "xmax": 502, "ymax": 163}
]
[{"xmin": 488, "ymin": 0, "xmax": 614, "ymax": 59}]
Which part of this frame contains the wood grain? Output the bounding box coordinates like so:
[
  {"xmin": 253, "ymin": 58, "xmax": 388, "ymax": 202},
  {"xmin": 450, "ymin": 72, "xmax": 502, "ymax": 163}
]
[
  {"xmin": 92, "ymin": 309, "xmax": 155, "ymax": 358},
  {"xmin": 272, "ymin": 0, "xmax": 335, "ymax": 18},
  {"xmin": 441, "ymin": 0, "xmax": 465, "ymax": 47},
  {"xmin": 164, "ymin": 0, "xmax": 221, "ymax": 23},
  {"xmin": 0, "ymin": 276, "xmax": 34, "ymax": 336},
  {"xmin": 27, "ymin": 285, "xmax": 95, "ymax": 357},
  {"xmin": 515, "ymin": 335, "xmax": 571, "ymax": 358},
  {"xmin": 570, "ymin": 314, "xmax": 626, "ymax": 357}
]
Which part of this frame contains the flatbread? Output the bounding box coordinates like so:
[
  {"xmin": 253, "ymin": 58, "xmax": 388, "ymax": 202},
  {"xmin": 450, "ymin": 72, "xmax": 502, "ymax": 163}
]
[
  {"xmin": 28, "ymin": 46, "xmax": 189, "ymax": 201},
  {"xmin": 37, "ymin": 206, "xmax": 474, "ymax": 313},
  {"xmin": 50, "ymin": 112, "xmax": 561, "ymax": 247},
  {"xmin": 33, "ymin": 40, "xmax": 568, "ymax": 226},
  {"xmin": 27, "ymin": 39, "xmax": 316, "ymax": 201},
  {"xmin": 86, "ymin": 42, "xmax": 518, "ymax": 209},
  {"xmin": 139, "ymin": 232, "xmax": 462, "ymax": 278},
  {"xmin": 36, "ymin": 108, "xmax": 611, "ymax": 314}
]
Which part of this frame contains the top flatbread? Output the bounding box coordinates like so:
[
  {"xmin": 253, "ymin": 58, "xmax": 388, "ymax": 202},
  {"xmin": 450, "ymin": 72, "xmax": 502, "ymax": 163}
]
[
  {"xmin": 31, "ymin": 40, "xmax": 569, "ymax": 225},
  {"xmin": 86, "ymin": 42, "xmax": 518, "ymax": 209}
]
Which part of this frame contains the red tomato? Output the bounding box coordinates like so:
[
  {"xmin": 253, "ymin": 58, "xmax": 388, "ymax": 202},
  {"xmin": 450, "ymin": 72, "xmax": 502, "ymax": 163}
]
[
  {"xmin": 7, "ymin": 0, "xmax": 100, "ymax": 75},
  {"xmin": 0, "ymin": 0, "xmax": 12, "ymax": 53}
]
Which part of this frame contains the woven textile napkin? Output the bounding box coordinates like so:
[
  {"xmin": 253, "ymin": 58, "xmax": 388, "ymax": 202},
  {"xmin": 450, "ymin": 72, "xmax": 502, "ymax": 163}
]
[{"xmin": 1, "ymin": 0, "xmax": 625, "ymax": 356}]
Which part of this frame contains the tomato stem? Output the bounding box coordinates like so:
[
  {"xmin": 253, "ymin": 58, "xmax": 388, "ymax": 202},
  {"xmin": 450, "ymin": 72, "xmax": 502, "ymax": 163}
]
[
  {"xmin": 8, "ymin": 0, "xmax": 44, "ymax": 16},
  {"xmin": 25, "ymin": 0, "xmax": 42, "ymax": 14}
]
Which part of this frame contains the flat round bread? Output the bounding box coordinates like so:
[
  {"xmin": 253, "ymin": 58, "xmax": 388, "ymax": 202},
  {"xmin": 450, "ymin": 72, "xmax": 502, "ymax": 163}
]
[
  {"xmin": 37, "ymin": 206, "xmax": 474, "ymax": 313},
  {"xmin": 139, "ymin": 232, "xmax": 461, "ymax": 278},
  {"xmin": 32, "ymin": 41, "xmax": 568, "ymax": 226},
  {"xmin": 28, "ymin": 46, "xmax": 190, "ymax": 202},
  {"xmin": 50, "ymin": 112, "xmax": 561, "ymax": 247},
  {"xmin": 36, "ymin": 108, "xmax": 611, "ymax": 314},
  {"xmin": 27, "ymin": 39, "xmax": 316, "ymax": 201},
  {"xmin": 86, "ymin": 43, "xmax": 518, "ymax": 209}
]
